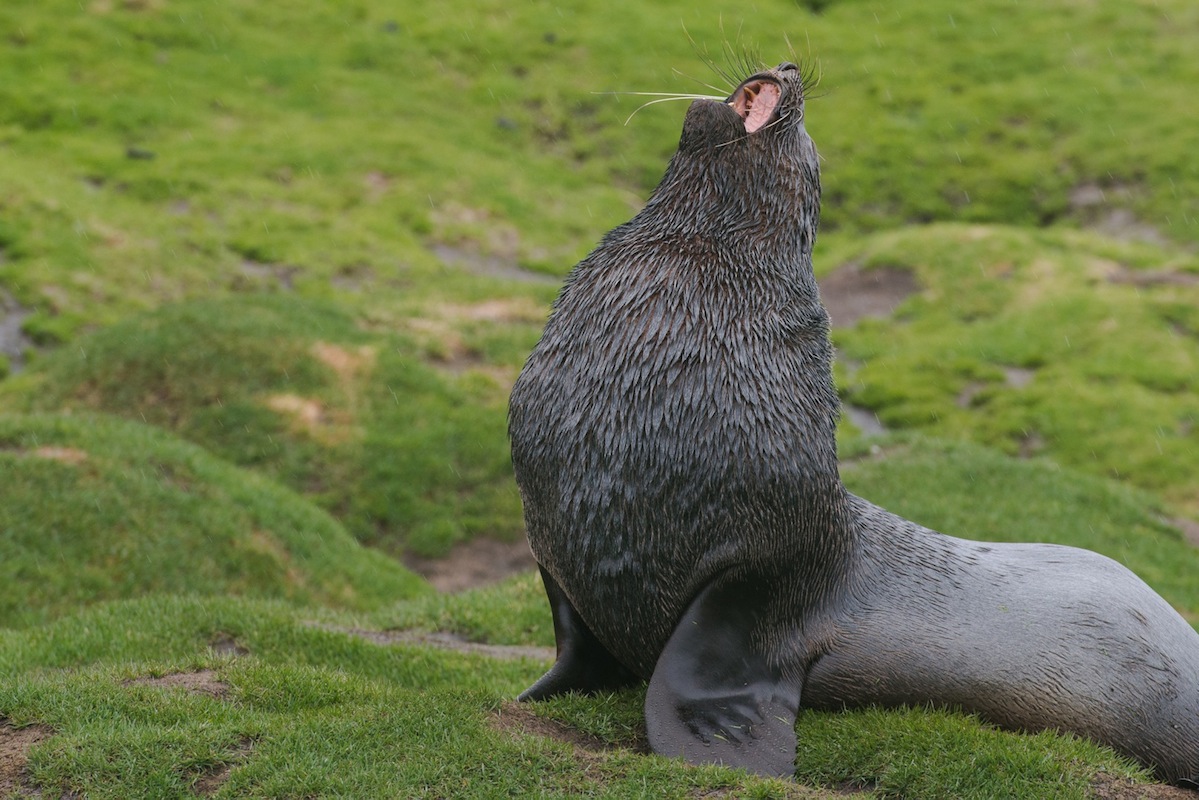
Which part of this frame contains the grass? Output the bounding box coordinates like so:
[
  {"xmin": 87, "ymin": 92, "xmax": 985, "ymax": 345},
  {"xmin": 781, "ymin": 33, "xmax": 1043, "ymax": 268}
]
[
  {"xmin": 0, "ymin": 596, "xmax": 804, "ymax": 798},
  {"xmin": 838, "ymin": 435, "xmax": 1199, "ymax": 620},
  {"xmin": 2, "ymin": 436, "xmax": 1186, "ymax": 796},
  {"xmin": 3, "ymin": 0, "xmax": 1199, "ymax": 343},
  {"xmin": 0, "ymin": 294, "xmax": 531, "ymax": 556},
  {"xmin": 0, "ymin": 580, "xmax": 1150, "ymax": 799},
  {"xmin": 0, "ymin": 413, "xmax": 427, "ymax": 627},
  {"xmin": 828, "ymin": 225, "xmax": 1199, "ymax": 514},
  {"xmin": 3, "ymin": 0, "xmax": 1199, "ymax": 796}
]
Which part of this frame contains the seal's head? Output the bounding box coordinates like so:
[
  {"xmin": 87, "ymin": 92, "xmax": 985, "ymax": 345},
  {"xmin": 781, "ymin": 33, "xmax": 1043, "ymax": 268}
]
[
  {"xmin": 647, "ymin": 62, "xmax": 820, "ymax": 252},
  {"xmin": 679, "ymin": 61, "xmax": 812, "ymax": 152}
]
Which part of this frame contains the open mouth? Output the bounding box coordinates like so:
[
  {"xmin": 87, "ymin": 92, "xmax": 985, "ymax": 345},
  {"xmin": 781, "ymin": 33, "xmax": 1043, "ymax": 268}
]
[{"xmin": 729, "ymin": 79, "xmax": 781, "ymax": 134}]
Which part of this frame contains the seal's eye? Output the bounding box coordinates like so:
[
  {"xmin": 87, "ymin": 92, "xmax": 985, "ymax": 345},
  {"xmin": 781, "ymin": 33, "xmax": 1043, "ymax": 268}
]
[{"xmin": 729, "ymin": 79, "xmax": 781, "ymax": 134}]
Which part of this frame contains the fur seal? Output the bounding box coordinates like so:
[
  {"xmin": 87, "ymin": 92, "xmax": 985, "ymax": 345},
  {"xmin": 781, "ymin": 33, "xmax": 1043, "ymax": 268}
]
[{"xmin": 508, "ymin": 61, "xmax": 1199, "ymax": 786}]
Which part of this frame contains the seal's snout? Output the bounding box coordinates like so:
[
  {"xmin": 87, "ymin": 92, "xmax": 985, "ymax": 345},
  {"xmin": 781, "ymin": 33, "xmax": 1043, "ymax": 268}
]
[
  {"xmin": 678, "ymin": 98, "xmax": 745, "ymax": 153},
  {"xmin": 730, "ymin": 79, "xmax": 781, "ymax": 134}
]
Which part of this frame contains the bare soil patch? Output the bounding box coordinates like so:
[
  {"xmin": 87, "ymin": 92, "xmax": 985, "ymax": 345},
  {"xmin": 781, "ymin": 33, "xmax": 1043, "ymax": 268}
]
[
  {"xmin": 435, "ymin": 298, "xmax": 548, "ymax": 324},
  {"xmin": 307, "ymin": 623, "xmax": 553, "ymax": 662},
  {"xmin": 2, "ymin": 447, "xmax": 91, "ymax": 465},
  {"xmin": 236, "ymin": 260, "xmax": 300, "ymax": 291},
  {"xmin": 265, "ymin": 393, "xmax": 325, "ymax": 427},
  {"xmin": 1170, "ymin": 517, "xmax": 1199, "ymax": 548},
  {"xmin": 404, "ymin": 537, "xmax": 537, "ymax": 593},
  {"xmin": 0, "ymin": 718, "xmax": 54, "ymax": 797},
  {"xmin": 818, "ymin": 263, "xmax": 920, "ymax": 328},
  {"xmin": 842, "ymin": 406, "xmax": 887, "ymax": 436},
  {"xmin": 190, "ymin": 736, "xmax": 254, "ymax": 797},
  {"xmin": 0, "ymin": 288, "xmax": 33, "ymax": 374},
  {"xmin": 1004, "ymin": 366, "xmax": 1036, "ymax": 388},
  {"xmin": 209, "ymin": 632, "xmax": 251, "ymax": 657},
  {"xmin": 311, "ymin": 341, "xmax": 377, "ymax": 382},
  {"xmin": 362, "ymin": 171, "xmax": 392, "ymax": 200},
  {"xmin": 431, "ymin": 243, "xmax": 560, "ymax": 285},
  {"xmin": 263, "ymin": 393, "xmax": 354, "ymax": 444},
  {"xmin": 330, "ymin": 263, "xmax": 376, "ymax": 292},
  {"xmin": 1107, "ymin": 267, "xmax": 1199, "ymax": 287},
  {"xmin": 958, "ymin": 366, "xmax": 1035, "ymax": 408},
  {"xmin": 406, "ymin": 298, "xmax": 540, "ymax": 382},
  {"xmin": 1018, "ymin": 431, "xmax": 1047, "ymax": 459},
  {"xmin": 1070, "ymin": 182, "xmax": 1170, "ymax": 246},
  {"xmin": 492, "ymin": 705, "xmax": 860, "ymax": 797},
  {"xmin": 1089, "ymin": 771, "xmax": 1197, "ymax": 799},
  {"xmin": 125, "ymin": 669, "xmax": 230, "ymax": 699},
  {"xmin": 491, "ymin": 701, "xmax": 642, "ymax": 753}
]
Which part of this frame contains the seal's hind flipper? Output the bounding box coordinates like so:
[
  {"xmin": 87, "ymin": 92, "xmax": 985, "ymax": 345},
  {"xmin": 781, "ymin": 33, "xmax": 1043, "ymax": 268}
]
[
  {"xmin": 645, "ymin": 576, "xmax": 800, "ymax": 778},
  {"xmin": 518, "ymin": 565, "xmax": 639, "ymax": 701}
]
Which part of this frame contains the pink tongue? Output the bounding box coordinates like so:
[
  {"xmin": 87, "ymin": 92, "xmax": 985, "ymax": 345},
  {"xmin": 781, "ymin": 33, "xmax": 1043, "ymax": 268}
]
[{"xmin": 745, "ymin": 83, "xmax": 779, "ymax": 133}]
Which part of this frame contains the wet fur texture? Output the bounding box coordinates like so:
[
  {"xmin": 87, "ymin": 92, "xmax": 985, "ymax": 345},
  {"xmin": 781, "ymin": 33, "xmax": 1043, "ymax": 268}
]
[{"xmin": 509, "ymin": 63, "xmax": 1199, "ymax": 786}]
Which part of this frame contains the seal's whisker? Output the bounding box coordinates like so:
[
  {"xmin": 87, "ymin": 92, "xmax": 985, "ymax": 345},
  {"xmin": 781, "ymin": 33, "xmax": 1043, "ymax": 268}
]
[
  {"xmin": 801, "ymin": 59, "xmax": 824, "ymax": 93},
  {"xmin": 595, "ymin": 91, "xmax": 724, "ymax": 99},
  {"xmin": 684, "ymin": 22, "xmax": 741, "ymax": 89},
  {"xmin": 779, "ymin": 30, "xmax": 824, "ymax": 96},
  {"xmin": 784, "ymin": 31, "xmax": 798, "ymax": 67},
  {"xmin": 715, "ymin": 109, "xmax": 792, "ymax": 149},
  {"xmin": 721, "ymin": 39, "xmax": 743, "ymax": 79},
  {"xmin": 670, "ymin": 67, "xmax": 732, "ymax": 97},
  {"xmin": 622, "ymin": 95, "xmax": 720, "ymax": 125},
  {"xmin": 722, "ymin": 34, "xmax": 763, "ymax": 82}
]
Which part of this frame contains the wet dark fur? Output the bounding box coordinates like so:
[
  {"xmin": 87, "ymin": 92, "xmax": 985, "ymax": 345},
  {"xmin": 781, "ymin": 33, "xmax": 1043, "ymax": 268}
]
[
  {"xmin": 509, "ymin": 64, "xmax": 1199, "ymax": 786},
  {"xmin": 510, "ymin": 64, "xmax": 840, "ymax": 679}
]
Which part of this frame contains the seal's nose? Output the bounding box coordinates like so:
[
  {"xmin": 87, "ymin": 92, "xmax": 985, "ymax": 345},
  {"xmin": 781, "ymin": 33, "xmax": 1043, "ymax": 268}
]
[{"xmin": 778, "ymin": 62, "xmax": 798, "ymax": 72}]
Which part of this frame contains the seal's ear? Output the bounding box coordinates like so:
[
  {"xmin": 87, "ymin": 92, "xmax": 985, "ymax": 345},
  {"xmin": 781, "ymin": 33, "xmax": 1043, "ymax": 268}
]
[
  {"xmin": 644, "ymin": 574, "xmax": 802, "ymax": 778},
  {"xmin": 677, "ymin": 99, "xmax": 745, "ymax": 155}
]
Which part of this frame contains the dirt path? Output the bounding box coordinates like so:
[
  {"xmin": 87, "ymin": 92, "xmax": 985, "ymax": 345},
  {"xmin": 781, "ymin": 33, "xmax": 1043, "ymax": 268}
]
[
  {"xmin": 403, "ymin": 538, "xmax": 537, "ymax": 593},
  {"xmin": 0, "ymin": 719, "xmax": 54, "ymax": 797}
]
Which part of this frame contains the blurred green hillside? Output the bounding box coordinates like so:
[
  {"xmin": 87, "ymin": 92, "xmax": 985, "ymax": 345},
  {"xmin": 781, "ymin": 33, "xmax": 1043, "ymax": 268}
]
[{"xmin": 1, "ymin": 0, "xmax": 1197, "ymax": 796}]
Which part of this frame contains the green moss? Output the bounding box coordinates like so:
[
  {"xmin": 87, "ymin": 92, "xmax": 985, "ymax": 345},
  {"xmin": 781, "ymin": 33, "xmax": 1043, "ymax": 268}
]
[
  {"xmin": 0, "ymin": 572, "xmax": 1157, "ymax": 799},
  {"xmin": 833, "ymin": 224, "xmax": 1199, "ymax": 512},
  {"xmin": 2, "ymin": 295, "xmax": 525, "ymax": 556},
  {"xmin": 791, "ymin": 705, "xmax": 1144, "ymax": 800},
  {"xmin": 0, "ymin": 413, "xmax": 427, "ymax": 626},
  {"xmin": 1, "ymin": 0, "xmax": 1198, "ymax": 795},
  {"xmin": 2, "ymin": 0, "xmax": 1199, "ymax": 344},
  {"xmin": 838, "ymin": 436, "xmax": 1199, "ymax": 619}
]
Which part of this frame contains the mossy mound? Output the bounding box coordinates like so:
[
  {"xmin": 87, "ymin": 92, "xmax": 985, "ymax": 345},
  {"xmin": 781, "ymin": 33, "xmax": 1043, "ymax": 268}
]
[
  {"xmin": 838, "ymin": 435, "xmax": 1199, "ymax": 620},
  {"xmin": 829, "ymin": 224, "xmax": 1199, "ymax": 515},
  {"xmin": 0, "ymin": 413, "xmax": 428, "ymax": 626},
  {"xmin": 0, "ymin": 295, "xmax": 526, "ymax": 556}
]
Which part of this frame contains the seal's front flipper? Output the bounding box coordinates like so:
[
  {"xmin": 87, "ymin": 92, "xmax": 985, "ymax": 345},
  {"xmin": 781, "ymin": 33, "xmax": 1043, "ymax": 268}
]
[
  {"xmin": 645, "ymin": 577, "xmax": 801, "ymax": 778},
  {"xmin": 519, "ymin": 565, "xmax": 639, "ymax": 701}
]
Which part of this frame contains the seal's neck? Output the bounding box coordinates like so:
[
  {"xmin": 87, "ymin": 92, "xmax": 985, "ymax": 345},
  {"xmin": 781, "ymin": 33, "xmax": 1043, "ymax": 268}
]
[{"xmin": 636, "ymin": 136, "xmax": 822, "ymax": 285}]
